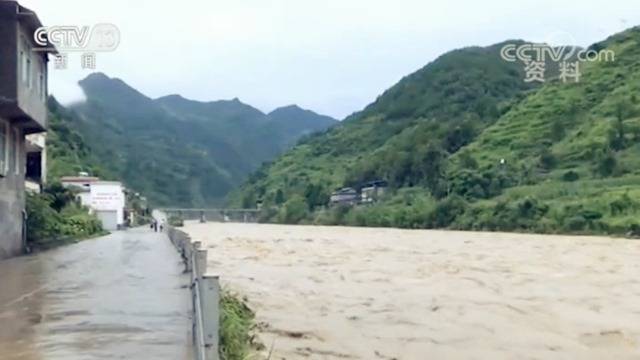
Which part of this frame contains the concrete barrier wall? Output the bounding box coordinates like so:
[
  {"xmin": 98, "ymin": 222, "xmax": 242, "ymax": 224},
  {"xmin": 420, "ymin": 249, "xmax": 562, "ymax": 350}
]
[{"xmin": 166, "ymin": 226, "xmax": 219, "ymax": 360}]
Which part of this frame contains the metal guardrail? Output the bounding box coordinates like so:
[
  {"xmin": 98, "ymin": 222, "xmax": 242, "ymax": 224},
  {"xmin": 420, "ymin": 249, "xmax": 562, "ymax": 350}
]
[{"xmin": 167, "ymin": 226, "xmax": 220, "ymax": 360}]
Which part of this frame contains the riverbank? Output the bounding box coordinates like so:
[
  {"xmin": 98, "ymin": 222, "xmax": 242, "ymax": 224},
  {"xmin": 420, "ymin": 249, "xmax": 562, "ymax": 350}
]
[{"xmin": 184, "ymin": 222, "xmax": 640, "ymax": 359}]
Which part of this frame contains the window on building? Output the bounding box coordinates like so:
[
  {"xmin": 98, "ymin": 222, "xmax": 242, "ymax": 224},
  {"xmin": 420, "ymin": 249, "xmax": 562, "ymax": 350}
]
[
  {"xmin": 39, "ymin": 70, "xmax": 45, "ymax": 99},
  {"xmin": 26, "ymin": 57, "xmax": 32, "ymax": 88},
  {"xmin": 21, "ymin": 38, "xmax": 32, "ymax": 88},
  {"xmin": 8, "ymin": 128, "xmax": 15, "ymax": 174},
  {"xmin": 14, "ymin": 129, "xmax": 21, "ymax": 175},
  {"xmin": 20, "ymin": 50, "xmax": 26, "ymax": 83},
  {"xmin": 43, "ymin": 62, "xmax": 48, "ymax": 100},
  {"xmin": 0, "ymin": 121, "xmax": 7, "ymax": 175}
]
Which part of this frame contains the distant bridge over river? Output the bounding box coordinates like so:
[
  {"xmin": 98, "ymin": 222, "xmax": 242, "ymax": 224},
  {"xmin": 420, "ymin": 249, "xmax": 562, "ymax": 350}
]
[{"xmin": 158, "ymin": 208, "xmax": 261, "ymax": 223}]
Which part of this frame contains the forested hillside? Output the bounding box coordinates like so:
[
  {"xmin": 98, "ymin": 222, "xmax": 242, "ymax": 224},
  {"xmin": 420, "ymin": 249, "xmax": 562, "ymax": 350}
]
[
  {"xmin": 232, "ymin": 28, "xmax": 640, "ymax": 236},
  {"xmin": 230, "ymin": 41, "xmax": 541, "ymax": 209},
  {"xmin": 64, "ymin": 73, "xmax": 336, "ymax": 206},
  {"xmin": 46, "ymin": 97, "xmax": 109, "ymax": 181}
]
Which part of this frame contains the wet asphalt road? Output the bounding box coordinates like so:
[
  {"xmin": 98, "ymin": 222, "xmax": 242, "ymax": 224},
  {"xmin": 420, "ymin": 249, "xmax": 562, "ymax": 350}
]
[{"xmin": 0, "ymin": 228, "xmax": 192, "ymax": 359}]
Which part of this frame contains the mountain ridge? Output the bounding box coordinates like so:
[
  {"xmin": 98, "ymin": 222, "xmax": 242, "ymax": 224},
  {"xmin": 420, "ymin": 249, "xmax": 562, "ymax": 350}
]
[
  {"xmin": 231, "ymin": 27, "xmax": 640, "ymax": 236},
  {"xmin": 63, "ymin": 73, "xmax": 337, "ymax": 206}
]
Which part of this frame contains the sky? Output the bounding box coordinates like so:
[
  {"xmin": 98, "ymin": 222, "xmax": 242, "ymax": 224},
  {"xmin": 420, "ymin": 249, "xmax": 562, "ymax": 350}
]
[{"xmin": 19, "ymin": 0, "xmax": 640, "ymax": 119}]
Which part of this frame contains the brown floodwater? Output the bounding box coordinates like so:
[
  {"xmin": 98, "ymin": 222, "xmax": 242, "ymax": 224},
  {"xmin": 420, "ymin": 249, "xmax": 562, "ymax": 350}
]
[
  {"xmin": 185, "ymin": 222, "xmax": 640, "ymax": 360},
  {"xmin": 0, "ymin": 228, "xmax": 192, "ymax": 360}
]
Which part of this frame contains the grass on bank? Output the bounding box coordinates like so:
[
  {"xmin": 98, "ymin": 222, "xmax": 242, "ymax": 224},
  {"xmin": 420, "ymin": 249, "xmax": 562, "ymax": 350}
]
[{"xmin": 220, "ymin": 290, "xmax": 258, "ymax": 360}]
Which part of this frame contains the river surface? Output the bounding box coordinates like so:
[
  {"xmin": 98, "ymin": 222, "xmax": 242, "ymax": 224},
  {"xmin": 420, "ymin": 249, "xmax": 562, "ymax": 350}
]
[
  {"xmin": 0, "ymin": 228, "xmax": 192, "ymax": 360},
  {"xmin": 185, "ymin": 222, "xmax": 640, "ymax": 360}
]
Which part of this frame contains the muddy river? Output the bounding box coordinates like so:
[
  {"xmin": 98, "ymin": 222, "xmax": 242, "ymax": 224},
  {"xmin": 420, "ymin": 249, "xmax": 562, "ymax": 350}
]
[{"xmin": 184, "ymin": 222, "xmax": 640, "ymax": 360}]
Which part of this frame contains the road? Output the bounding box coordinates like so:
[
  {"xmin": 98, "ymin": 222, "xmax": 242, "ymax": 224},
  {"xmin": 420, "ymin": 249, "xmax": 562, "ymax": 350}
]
[{"xmin": 0, "ymin": 227, "xmax": 193, "ymax": 360}]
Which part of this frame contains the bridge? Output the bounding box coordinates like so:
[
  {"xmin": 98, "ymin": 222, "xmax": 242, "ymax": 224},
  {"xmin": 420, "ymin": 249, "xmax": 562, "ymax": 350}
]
[{"xmin": 158, "ymin": 208, "xmax": 261, "ymax": 223}]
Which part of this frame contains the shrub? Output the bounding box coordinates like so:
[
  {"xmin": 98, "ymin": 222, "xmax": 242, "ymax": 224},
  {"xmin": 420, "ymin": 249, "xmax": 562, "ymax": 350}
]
[
  {"xmin": 43, "ymin": 182, "xmax": 77, "ymax": 212},
  {"xmin": 429, "ymin": 195, "xmax": 466, "ymax": 228},
  {"xmin": 562, "ymin": 170, "xmax": 580, "ymax": 182},
  {"xmin": 610, "ymin": 193, "xmax": 634, "ymax": 215},
  {"xmin": 26, "ymin": 192, "xmax": 104, "ymax": 248},
  {"xmin": 168, "ymin": 215, "xmax": 184, "ymax": 227},
  {"xmin": 565, "ymin": 215, "xmax": 587, "ymax": 231},
  {"xmin": 278, "ymin": 195, "xmax": 309, "ymax": 224},
  {"xmin": 627, "ymin": 223, "xmax": 640, "ymax": 238},
  {"xmin": 595, "ymin": 149, "xmax": 617, "ymax": 177},
  {"xmin": 258, "ymin": 206, "xmax": 278, "ymax": 223},
  {"xmin": 26, "ymin": 192, "xmax": 64, "ymax": 241},
  {"xmin": 538, "ymin": 149, "xmax": 557, "ymax": 170}
]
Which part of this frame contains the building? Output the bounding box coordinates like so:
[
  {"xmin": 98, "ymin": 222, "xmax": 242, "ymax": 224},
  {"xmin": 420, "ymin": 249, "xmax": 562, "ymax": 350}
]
[
  {"xmin": 60, "ymin": 176, "xmax": 126, "ymax": 231},
  {"xmin": 360, "ymin": 180, "xmax": 388, "ymax": 204},
  {"xmin": 60, "ymin": 175, "xmax": 99, "ymax": 206},
  {"xmin": 330, "ymin": 187, "xmax": 359, "ymax": 206},
  {"xmin": 0, "ymin": 1, "xmax": 54, "ymax": 259},
  {"xmin": 89, "ymin": 181, "xmax": 126, "ymax": 231}
]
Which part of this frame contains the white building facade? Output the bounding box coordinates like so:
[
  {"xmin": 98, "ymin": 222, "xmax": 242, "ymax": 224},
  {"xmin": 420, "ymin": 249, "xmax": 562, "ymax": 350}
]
[
  {"xmin": 89, "ymin": 182, "xmax": 125, "ymax": 231},
  {"xmin": 61, "ymin": 177, "xmax": 126, "ymax": 231}
]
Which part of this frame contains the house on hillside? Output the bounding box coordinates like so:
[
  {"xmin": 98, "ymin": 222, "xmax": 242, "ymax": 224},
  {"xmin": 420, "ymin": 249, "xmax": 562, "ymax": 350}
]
[
  {"xmin": 330, "ymin": 187, "xmax": 359, "ymax": 206},
  {"xmin": 360, "ymin": 180, "xmax": 388, "ymax": 204},
  {"xmin": 0, "ymin": 1, "xmax": 55, "ymax": 259}
]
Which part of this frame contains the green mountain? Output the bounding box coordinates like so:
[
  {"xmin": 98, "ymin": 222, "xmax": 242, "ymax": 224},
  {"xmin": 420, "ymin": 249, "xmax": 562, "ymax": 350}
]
[
  {"xmin": 265, "ymin": 105, "xmax": 339, "ymax": 151},
  {"xmin": 64, "ymin": 73, "xmax": 337, "ymax": 207},
  {"xmin": 232, "ymin": 28, "xmax": 640, "ymax": 236},
  {"xmin": 445, "ymin": 27, "xmax": 640, "ymax": 234},
  {"xmin": 155, "ymin": 95, "xmax": 337, "ymax": 168},
  {"xmin": 46, "ymin": 97, "xmax": 109, "ymax": 181},
  {"xmin": 230, "ymin": 41, "xmax": 541, "ymax": 208}
]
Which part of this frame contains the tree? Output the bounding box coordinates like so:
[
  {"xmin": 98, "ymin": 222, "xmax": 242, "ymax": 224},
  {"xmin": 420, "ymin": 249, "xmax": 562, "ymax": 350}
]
[
  {"xmin": 596, "ymin": 149, "xmax": 617, "ymax": 177},
  {"xmin": 274, "ymin": 189, "xmax": 285, "ymax": 205},
  {"xmin": 442, "ymin": 121, "xmax": 475, "ymax": 153},
  {"xmin": 414, "ymin": 145, "xmax": 448, "ymax": 195},
  {"xmin": 279, "ymin": 195, "xmax": 309, "ymax": 224},
  {"xmin": 304, "ymin": 183, "xmax": 328, "ymax": 210},
  {"xmin": 43, "ymin": 182, "xmax": 76, "ymax": 212},
  {"xmin": 458, "ymin": 150, "xmax": 478, "ymax": 170},
  {"xmin": 538, "ymin": 148, "xmax": 557, "ymax": 170},
  {"xmin": 429, "ymin": 195, "xmax": 466, "ymax": 227},
  {"xmin": 550, "ymin": 119, "xmax": 565, "ymax": 141},
  {"xmin": 608, "ymin": 117, "xmax": 626, "ymax": 151}
]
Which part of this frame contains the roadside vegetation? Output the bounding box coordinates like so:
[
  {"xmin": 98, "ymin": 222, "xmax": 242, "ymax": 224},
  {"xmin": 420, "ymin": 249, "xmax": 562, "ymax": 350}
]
[
  {"xmin": 220, "ymin": 290, "xmax": 258, "ymax": 360},
  {"xmin": 168, "ymin": 215, "xmax": 185, "ymax": 227},
  {"xmin": 23, "ymin": 98, "xmax": 111, "ymax": 251},
  {"xmin": 232, "ymin": 28, "xmax": 640, "ymax": 237},
  {"xmin": 26, "ymin": 183, "xmax": 105, "ymax": 250}
]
